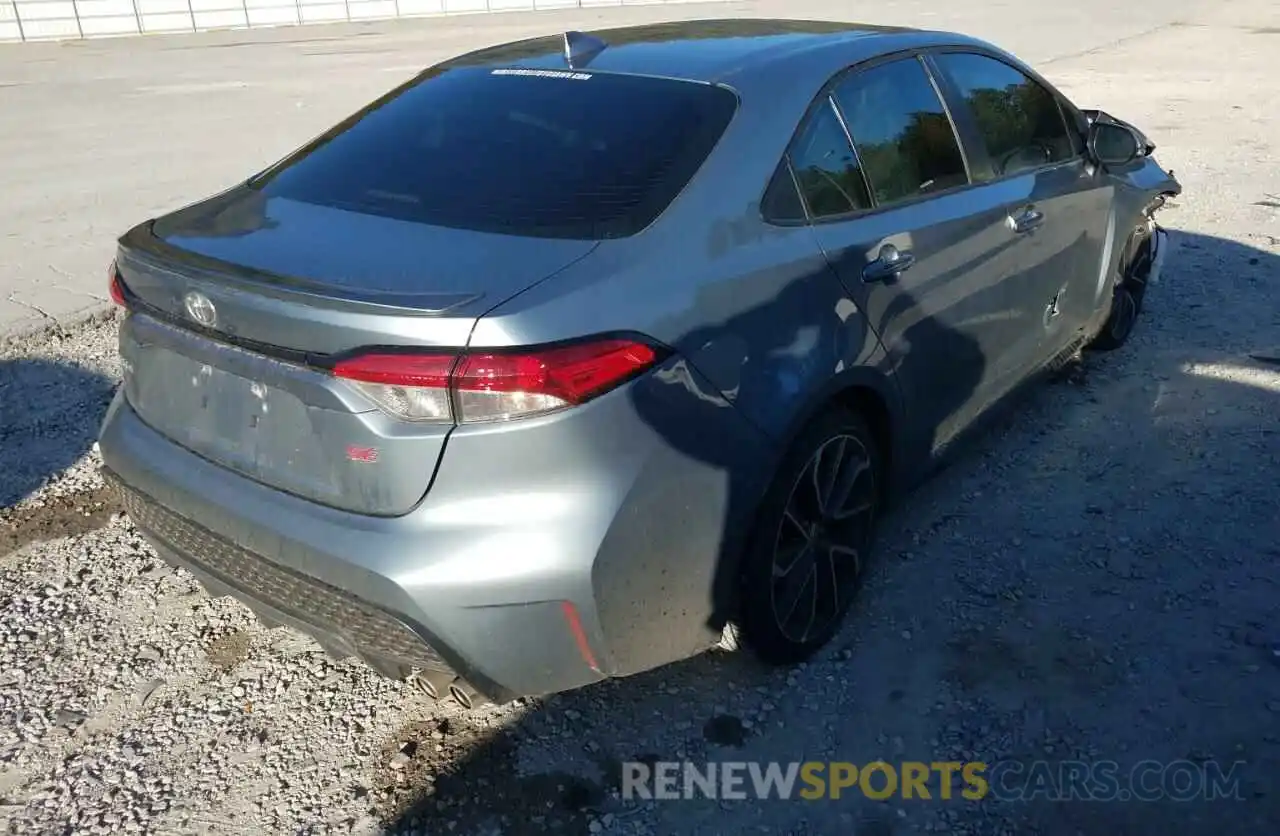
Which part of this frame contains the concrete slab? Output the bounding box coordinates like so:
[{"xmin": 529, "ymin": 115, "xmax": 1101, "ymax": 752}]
[{"xmin": 0, "ymin": 0, "xmax": 1216, "ymax": 336}]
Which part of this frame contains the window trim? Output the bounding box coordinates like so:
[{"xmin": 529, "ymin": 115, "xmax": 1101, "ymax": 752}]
[
  {"xmin": 760, "ymin": 49, "xmax": 978, "ymax": 227},
  {"xmin": 779, "ymin": 155, "xmax": 809, "ymax": 223},
  {"xmin": 788, "ymin": 95, "xmax": 877, "ymax": 222},
  {"xmin": 761, "ymin": 94, "xmax": 856, "ymax": 227},
  {"xmin": 825, "ymin": 94, "xmax": 878, "ymax": 215},
  {"xmin": 828, "ymin": 53, "xmax": 976, "ymax": 213},
  {"xmin": 923, "ymin": 47, "xmax": 1086, "ymax": 184},
  {"xmin": 761, "ymin": 155, "xmax": 808, "ymax": 224},
  {"xmin": 759, "ymin": 44, "xmax": 1094, "ymax": 229}
]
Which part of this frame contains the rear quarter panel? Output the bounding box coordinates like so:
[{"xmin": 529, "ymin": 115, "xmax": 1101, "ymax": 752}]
[
  {"xmin": 470, "ymin": 148, "xmax": 908, "ymax": 573},
  {"xmin": 468, "ymin": 190, "xmax": 905, "ymax": 451},
  {"xmin": 471, "ymin": 206, "xmax": 904, "ymax": 665}
]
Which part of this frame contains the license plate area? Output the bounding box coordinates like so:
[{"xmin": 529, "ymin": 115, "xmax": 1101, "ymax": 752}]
[
  {"xmin": 118, "ymin": 313, "xmax": 450, "ymax": 517},
  {"xmin": 126, "ymin": 339, "xmax": 329, "ymax": 488}
]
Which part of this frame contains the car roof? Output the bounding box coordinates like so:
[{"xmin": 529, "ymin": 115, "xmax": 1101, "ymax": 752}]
[{"xmin": 440, "ymin": 18, "xmax": 991, "ymax": 91}]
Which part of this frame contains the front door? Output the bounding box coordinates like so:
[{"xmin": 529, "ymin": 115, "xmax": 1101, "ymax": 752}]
[{"xmin": 926, "ymin": 50, "xmax": 1112, "ymax": 372}]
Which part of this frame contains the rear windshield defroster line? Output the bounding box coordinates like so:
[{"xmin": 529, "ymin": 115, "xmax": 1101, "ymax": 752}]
[{"xmin": 251, "ymin": 68, "xmax": 739, "ymax": 240}]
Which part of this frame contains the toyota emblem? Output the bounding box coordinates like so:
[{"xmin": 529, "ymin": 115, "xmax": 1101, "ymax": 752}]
[{"xmin": 183, "ymin": 291, "xmax": 217, "ymax": 329}]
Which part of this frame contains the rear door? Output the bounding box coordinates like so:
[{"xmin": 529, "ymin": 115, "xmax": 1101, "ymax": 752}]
[
  {"xmin": 926, "ymin": 49, "xmax": 1112, "ymax": 367},
  {"xmin": 800, "ymin": 54, "xmax": 1037, "ymax": 452}
]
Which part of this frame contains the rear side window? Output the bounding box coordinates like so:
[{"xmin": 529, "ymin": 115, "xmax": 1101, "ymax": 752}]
[
  {"xmin": 252, "ymin": 68, "xmax": 738, "ymax": 240},
  {"xmin": 933, "ymin": 52, "xmax": 1075, "ymax": 178},
  {"xmin": 786, "ymin": 99, "xmax": 872, "ymax": 218},
  {"xmin": 761, "ymin": 161, "xmax": 806, "ymax": 222},
  {"xmin": 832, "ymin": 58, "xmax": 969, "ymax": 207}
]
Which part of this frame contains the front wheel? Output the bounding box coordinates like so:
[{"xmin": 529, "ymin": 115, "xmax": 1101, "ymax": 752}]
[
  {"xmin": 735, "ymin": 408, "xmax": 882, "ymax": 665},
  {"xmin": 1089, "ymin": 225, "xmax": 1156, "ymax": 351}
]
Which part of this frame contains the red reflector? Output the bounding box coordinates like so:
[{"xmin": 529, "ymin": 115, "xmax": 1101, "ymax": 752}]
[
  {"xmin": 560, "ymin": 601, "xmax": 601, "ymax": 673},
  {"xmin": 332, "ymin": 353, "xmax": 456, "ymax": 388},
  {"xmin": 108, "ymin": 261, "xmax": 126, "ymax": 307},
  {"xmin": 454, "ymin": 339, "xmax": 658, "ymax": 405}
]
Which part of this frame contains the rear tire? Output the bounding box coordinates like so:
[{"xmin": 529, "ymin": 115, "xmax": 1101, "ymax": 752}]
[{"xmin": 736, "ymin": 408, "xmax": 882, "ymax": 665}]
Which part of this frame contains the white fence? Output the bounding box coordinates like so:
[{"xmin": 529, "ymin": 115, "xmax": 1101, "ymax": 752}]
[{"xmin": 0, "ymin": 0, "xmax": 686, "ymax": 42}]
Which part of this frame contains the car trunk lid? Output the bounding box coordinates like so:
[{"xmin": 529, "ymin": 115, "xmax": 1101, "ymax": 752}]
[{"xmin": 114, "ymin": 197, "xmax": 596, "ymax": 517}]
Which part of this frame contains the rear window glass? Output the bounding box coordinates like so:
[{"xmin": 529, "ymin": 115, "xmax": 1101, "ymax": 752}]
[{"xmin": 252, "ymin": 67, "xmax": 738, "ymax": 240}]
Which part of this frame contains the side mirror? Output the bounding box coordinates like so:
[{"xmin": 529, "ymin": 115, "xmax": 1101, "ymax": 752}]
[{"xmin": 1088, "ymin": 121, "xmax": 1142, "ymax": 168}]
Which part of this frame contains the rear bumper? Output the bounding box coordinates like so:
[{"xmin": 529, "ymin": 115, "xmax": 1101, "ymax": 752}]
[
  {"xmin": 105, "ymin": 472, "xmax": 468, "ymax": 681},
  {"xmin": 98, "ymin": 356, "xmax": 773, "ymax": 701}
]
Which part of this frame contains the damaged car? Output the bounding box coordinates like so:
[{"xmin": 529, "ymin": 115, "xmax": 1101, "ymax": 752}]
[{"xmin": 98, "ymin": 19, "xmax": 1181, "ymax": 706}]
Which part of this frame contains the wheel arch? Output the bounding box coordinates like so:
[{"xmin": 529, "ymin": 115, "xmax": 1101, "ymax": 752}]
[
  {"xmin": 774, "ymin": 366, "xmax": 909, "ymax": 503},
  {"xmin": 830, "ymin": 383, "xmax": 895, "ymax": 505},
  {"xmin": 726, "ymin": 369, "xmax": 901, "ymax": 662}
]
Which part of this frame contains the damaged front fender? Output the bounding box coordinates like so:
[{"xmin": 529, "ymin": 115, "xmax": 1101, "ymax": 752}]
[{"xmin": 1124, "ymin": 157, "xmax": 1181, "ymax": 216}]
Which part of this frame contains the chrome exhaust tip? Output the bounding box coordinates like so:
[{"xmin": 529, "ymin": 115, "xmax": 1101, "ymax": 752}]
[
  {"xmin": 448, "ymin": 679, "xmax": 488, "ymax": 710},
  {"xmin": 410, "ymin": 669, "xmax": 454, "ymax": 701}
]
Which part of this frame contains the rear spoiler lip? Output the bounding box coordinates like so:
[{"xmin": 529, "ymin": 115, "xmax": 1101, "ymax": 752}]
[{"xmin": 117, "ymin": 220, "xmax": 485, "ymax": 316}]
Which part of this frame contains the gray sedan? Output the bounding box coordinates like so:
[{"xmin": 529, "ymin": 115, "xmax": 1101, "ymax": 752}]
[{"xmin": 98, "ymin": 19, "xmax": 1180, "ymax": 707}]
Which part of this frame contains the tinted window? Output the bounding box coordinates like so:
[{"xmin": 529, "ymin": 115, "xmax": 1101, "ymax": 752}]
[
  {"xmin": 934, "ymin": 52, "xmax": 1075, "ymax": 177},
  {"xmin": 762, "ymin": 161, "xmax": 805, "ymax": 222},
  {"xmin": 253, "ymin": 68, "xmax": 738, "ymax": 240},
  {"xmin": 833, "ymin": 58, "xmax": 969, "ymax": 206},
  {"xmin": 786, "ymin": 99, "xmax": 871, "ymax": 218}
]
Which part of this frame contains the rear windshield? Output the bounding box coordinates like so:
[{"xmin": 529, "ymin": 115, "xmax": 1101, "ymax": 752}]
[{"xmin": 252, "ymin": 67, "xmax": 738, "ymax": 240}]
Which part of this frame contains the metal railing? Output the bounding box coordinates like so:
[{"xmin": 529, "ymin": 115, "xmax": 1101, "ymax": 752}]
[{"xmin": 0, "ymin": 0, "xmax": 672, "ymax": 42}]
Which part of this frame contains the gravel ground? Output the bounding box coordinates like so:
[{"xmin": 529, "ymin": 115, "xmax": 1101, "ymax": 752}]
[{"xmin": 3, "ymin": 14, "xmax": 1279, "ymax": 836}]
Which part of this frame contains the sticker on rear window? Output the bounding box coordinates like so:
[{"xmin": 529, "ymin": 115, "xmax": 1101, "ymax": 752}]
[{"xmin": 491, "ymin": 68, "xmax": 592, "ymax": 81}]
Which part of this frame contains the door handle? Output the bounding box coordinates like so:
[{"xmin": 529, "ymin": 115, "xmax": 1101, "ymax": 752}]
[
  {"xmin": 1008, "ymin": 207, "xmax": 1045, "ymax": 234},
  {"xmin": 862, "ymin": 243, "xmax": 916, "ymax": 283}
]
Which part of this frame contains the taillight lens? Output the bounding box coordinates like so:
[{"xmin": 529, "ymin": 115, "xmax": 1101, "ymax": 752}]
[
  {"xmin": 332, "ymin": 353, "xmax": 456, "ymax": 423},
  {"xmin": 108, "ymin": 261, "xmax": 126, "ymax": 306},
  {"xmin": 332, "ymin": 337, "xmax": 661, "ymax": 424}
]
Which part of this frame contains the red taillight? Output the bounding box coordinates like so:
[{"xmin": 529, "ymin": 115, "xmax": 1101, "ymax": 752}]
[
  {"xmin": 332, "ymin": 337, "xmax": 661, "ymax": 424},
  {"xmin": 108, "ymin": 261, "xmax": 126, "ymax": 307},
  {"xmin": 333, "ymin": 353, "xmax": 457, "ymax": 423},
  {"xmin": 333, "ymin": 353, "xmax": 456, "ymax": 388},
  {"xmin": 455, "ymin": 340, "xmax": 658, "ymax": 404}
]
